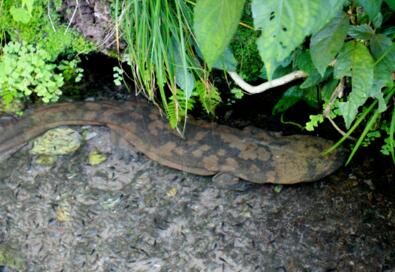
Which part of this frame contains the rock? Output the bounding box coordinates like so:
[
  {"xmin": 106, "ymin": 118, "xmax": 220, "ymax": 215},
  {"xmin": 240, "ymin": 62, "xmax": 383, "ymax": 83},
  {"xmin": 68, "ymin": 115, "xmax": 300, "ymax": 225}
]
[
  {"xmin": 0, "ymin": 246, "xmax": 27, "ymax": 272},
  {"xmin": 34, "ymin": 155, "xmax": 57, "ymax": 166},
  {"xmin": 30, "ymin": 128, "xmax": 81, "ymax": 156},
  {"xmin": 88, "ymin": 149, "xmax": 107, "ymax": 166}
]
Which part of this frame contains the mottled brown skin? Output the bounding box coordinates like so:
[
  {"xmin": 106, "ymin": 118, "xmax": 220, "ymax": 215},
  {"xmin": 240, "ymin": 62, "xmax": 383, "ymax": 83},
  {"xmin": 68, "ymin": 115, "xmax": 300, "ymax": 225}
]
[{"xmin": 0, "ymin": 99, "xmax": 345, "ymax": 184}]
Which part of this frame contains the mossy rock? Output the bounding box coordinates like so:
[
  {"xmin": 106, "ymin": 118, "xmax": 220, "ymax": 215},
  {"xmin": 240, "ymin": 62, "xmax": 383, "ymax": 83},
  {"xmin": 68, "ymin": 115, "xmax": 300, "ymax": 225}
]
[
  {"xmin": 31, "ymin": 127, "xmax": 81, "ymax": 156},
  {"xmin": 34, "ymin": 154, "xmax": 57, "ymax": 166},
  {"xmin": 0, "ymin": 99, "xmax": 24, "ymax": 115},
  {"xmin": 0, "ymin": 246, "xmax": 27, "ymax": 271},
  {"xmin": 88, "ymin": 149, "xmax": 107, "ymax": 166}
]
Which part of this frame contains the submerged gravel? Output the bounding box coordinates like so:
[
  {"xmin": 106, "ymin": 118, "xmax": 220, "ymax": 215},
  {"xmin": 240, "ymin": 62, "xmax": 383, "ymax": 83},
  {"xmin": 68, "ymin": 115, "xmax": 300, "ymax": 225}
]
[{"xmin": 0, "ymin": 125, "xmax": 394, "ymax": 271}]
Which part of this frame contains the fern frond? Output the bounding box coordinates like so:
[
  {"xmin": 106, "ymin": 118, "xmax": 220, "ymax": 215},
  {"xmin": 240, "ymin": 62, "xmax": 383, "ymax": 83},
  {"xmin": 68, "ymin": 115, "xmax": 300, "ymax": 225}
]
[
  {"xmin": 196, "ymin": 80, "xmax": 221, "ymax": 114},
  {"xmin": 166, "ymin": 88, "xmax": 196, "ymax": 128}
]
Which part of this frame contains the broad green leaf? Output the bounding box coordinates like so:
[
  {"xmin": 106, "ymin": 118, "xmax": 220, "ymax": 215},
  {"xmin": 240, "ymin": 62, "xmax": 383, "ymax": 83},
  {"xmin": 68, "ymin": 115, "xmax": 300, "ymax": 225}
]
[
  {"xmin": 272, "ymin": 85, "xmax": 319, "ymax": 114},
  {"xmin": 311, "ymin": 0, "xmax": 348, "ymax": 33},
  {"xmin": 385, "ymin": 0, "xmax": 395, "ymax": 10},
  {"xmin": 368, "ymin": 39, "xmax": 394, "ymax": 114},
  {"xmin": 252, "ymin": 0, "xmax": 346, "ymax": 79},
  {"xmin": 368, "ymin": 61, "xmax": 391, "ymax": 113},
  {"xmin": 212, "ymin": 47, "xmax": 238, "ymax": 71},
  {"xmin": 303, "ymin": 86, "xmax": 320, "ymax": 108},
  {"xmin": 260, "ymin": 65, "xmax": 292, "ymax": 80},
  {"xmin": 10, "ymin": 6, "xmax": 31, "ymax": 23},
  {"xmin": 337, "ymin": 42, "xmax": 375, "ymax": 128},
  {"xmin": 310, "ymin": 13, "xmax": 349, "ymax": 76},
  {"xmin": 272, "ymin": 86, "xmax": 304, "ymax": 114},
  {"xmin": 295, "ymin": 50, "xmax": 322, "ymax": 88},
  {"xmin": 348, "ymin": 24, "xmax": 374, "ymax": 40},
  {"xmin": 194, "ymin": 0, "xmax": 246, "ymax": 69},
  {"xmin": 252, "ymin": 0, "xmax": 319, "ymax": 79},
  {"xmin": 321, "ymin": 78, "xmax": 339, "ymax": 102},
  {"xmin": 357, "ymin": 0, "xmax": 383, "ymax": 27},
  {"xmin": 370, "ymin": 34, "xmax": 395, "ymax": 71},
  {"xmin": 334, "ymin": 42, "xmax": 353, "ymax": 79}
]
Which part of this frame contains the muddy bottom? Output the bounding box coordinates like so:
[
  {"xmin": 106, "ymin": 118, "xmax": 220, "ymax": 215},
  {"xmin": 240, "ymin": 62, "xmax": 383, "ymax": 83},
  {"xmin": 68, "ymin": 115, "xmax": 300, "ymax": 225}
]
[{"xmin": 0, "ymin": 125, "xmax": 394, "ymax": 271}]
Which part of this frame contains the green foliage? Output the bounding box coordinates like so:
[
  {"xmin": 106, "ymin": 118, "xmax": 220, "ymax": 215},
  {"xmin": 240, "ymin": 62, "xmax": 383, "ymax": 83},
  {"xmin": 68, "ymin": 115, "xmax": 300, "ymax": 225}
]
[
  {"xmin": 306, "ymin": 114, "xmax": 324, "ymax": 131},
  {"xmin": 122, "ymin": 0, "xmax": 222, "ymax": 130},
  {"xmin": 0, "ymin": 0, "xmax": 94, "ymax": 110},
  {"xmin": 0, "ymin": 42, "xmax": 63, "ymax": 105},
  {"xmin": 229, "ymin": 1, "xmax": 263, "ymax": 82},
  {"xmin": 113, "ymin": 66, "xmax": 123, "ymax": 86},
  {"xmin": 310, "ymin": 13, "xmax": 349, "ymax": 76},
  {"xmin": 197, "ymin": 81, "xmax": 221, "ymax": 114},
  {"xmin": 194, "ymin": 0, "xmax": 246, "ymax": 69},
  {"xmin": 225, "ymin": 88, "xmax": 245, "ymax": 106},
  {"xmin": 0, "ymin": 0, "xmax": 94, "ymax": 54},
  {"xmin": 251, "ymin": 0, "xmax": 346, "ymax": 79},
  {"xmin": 190, "ymin": 0, "xmax": 395, "ymax": 162},
  {"xmin": 59, "ymin": 59, "xmax": 84, "ymax": 83},
  {"xmin": 231, "ymin": 88, "xmax": 244, "ymax": 100},
  {"xmin": 325, "ymin": 88, "xmax": 395, "ymax": 164},
  {"xmin": 167, "ymin": 89, "xmax": 196, "ymax": 129},
  {"xmin": 336, "ymin": 42, "xmax": 375, "ymax": 128},
  {"xmin": 273, "ymin": 86, "xmax": 319, "ymax": 115}
]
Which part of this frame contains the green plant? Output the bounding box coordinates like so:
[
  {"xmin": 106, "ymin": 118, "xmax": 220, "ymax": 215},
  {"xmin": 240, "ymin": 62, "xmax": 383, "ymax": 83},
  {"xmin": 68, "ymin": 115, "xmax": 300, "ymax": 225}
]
[
  {"xmin": 0, "ymin": 42, "xmax": 63, "ymax": 105},
  {"xmin": 225, "ymin": 88, "xmax": 244, "ymax": 106},
  {"xmin": 121, "ymin": 0, "xmax": 221, "ymax": 130},
  {"xmin": 113, "ymin": 66, "xmax": 124, "ymax": 86},
  {"xmin": 229, "ymin": 1, "xmax": 263, "ymax": 82},
  {"xmin": 0, "ymin": 0, "xmax": 95, "ymax": 109},
  {"xmin": 192, "ymin": 0, "xmax": 395, "ymax": 164},
  {"xmin": 59, "ymin": 58, "xmax": 84, "ymax": 83}
]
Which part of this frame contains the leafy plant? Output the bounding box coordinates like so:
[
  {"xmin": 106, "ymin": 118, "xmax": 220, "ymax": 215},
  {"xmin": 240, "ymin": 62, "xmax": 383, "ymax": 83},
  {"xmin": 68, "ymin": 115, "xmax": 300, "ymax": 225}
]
[
  {"xmin": 121, "ymin": 0, "xmax": 220, "ymax": 130},
  {"xmin": 59, "ymin": 59, "xmax": 84, "ymax": 83},
  {"xmin": 192, "ymin": 0, "xmax": 395, "ymax": 163},
  {"xmin": 113, "ymin": 66, "xmax": 124, "ymax": 86},
  {"xmin": 197, "ymin": 80, "xmax": 221, "ymax": 113},
  {"xmin": 0, "ymin": 0, "xmax": 95, "ymax": 109},
  {"xmin": 194, "ymin": 0, "xmax": 246, "ymax": 69},
  {"xmin": 0, "ymin": 42, "xmax": 63, "ymax": 105}
]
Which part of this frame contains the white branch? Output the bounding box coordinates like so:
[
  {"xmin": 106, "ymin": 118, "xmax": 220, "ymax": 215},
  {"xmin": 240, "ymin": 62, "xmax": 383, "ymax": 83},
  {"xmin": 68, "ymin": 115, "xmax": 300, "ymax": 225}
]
[
  {"xmin": 228, "ymin": 70, "xmax": 308, "ymax": 94},
  {"xmin": 65, "ymin": 0, "xmax": 79, "ymax": 34}
]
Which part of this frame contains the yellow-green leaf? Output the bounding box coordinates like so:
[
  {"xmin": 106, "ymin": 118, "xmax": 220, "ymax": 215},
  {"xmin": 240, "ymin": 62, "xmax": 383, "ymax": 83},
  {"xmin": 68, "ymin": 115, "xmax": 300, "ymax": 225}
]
[{"xmin": 10, "ymin": 6, "xmax": 31, "ymax": 23}]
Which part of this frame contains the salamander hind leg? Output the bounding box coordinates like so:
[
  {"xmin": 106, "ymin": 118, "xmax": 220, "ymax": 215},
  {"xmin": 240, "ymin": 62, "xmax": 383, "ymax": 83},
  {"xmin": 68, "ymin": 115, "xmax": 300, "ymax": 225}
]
[{"xmin": 212, "ymin": 172, "xmax": 259, "ymax": 192}]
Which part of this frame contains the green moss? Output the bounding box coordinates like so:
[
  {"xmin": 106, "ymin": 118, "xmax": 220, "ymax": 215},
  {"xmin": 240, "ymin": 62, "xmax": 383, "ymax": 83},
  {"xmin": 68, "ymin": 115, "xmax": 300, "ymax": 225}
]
[
  {"xmin": 229, "ymin": 0, "xmax": 263, "ymax": 82},
  {"xmin": 0, "ymin": 246, "xmax": 27, "ymax": 271},
  {"xmin": 0, "ymin": 0, "xmax": 95, "ymax": 57},
  {"xmin": 0, "ymin": 0, "xmax": 96, "ymax": 110}
]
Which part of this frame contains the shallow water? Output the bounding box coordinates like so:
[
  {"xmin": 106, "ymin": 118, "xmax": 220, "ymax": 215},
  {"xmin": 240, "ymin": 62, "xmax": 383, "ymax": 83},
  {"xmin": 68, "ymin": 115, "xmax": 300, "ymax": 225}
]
[{"xmin": 0, "ymin": 125, "xmax": 394, "ymax": 271}]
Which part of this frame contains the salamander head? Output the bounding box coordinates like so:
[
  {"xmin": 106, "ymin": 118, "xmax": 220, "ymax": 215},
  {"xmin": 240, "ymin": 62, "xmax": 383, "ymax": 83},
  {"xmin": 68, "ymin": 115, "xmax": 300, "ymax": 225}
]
[
  {"xmin": 272, "ymin": 135, "xmax": 347, "ymax": 184},
  {"xmin": 239, "ymin": 135, "xmax": 347, "ymax": 184}
]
